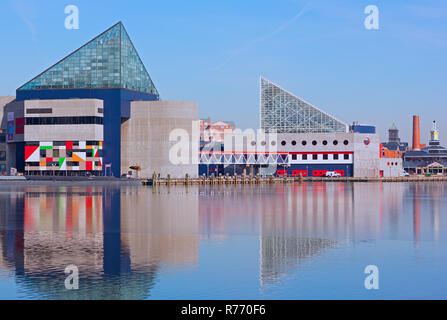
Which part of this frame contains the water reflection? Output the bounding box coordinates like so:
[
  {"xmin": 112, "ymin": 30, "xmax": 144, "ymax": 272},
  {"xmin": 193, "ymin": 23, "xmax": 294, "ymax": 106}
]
[
  {"xmin": 0, "ymin": 182, "xmax": 446, "ymax": 299},
  {"xmin": 0, "ymin": 186, "xmax": 199, "ymax": 299}
]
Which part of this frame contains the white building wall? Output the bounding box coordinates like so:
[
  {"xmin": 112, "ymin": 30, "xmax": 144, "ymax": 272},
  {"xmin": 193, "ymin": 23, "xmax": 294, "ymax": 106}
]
[
  {"xmin": 353, "ymin": 133, "xmax": 381, "ymax": 177},
  {"xmin": 121, "ymin": 100, "xmax": 198, "ymax": 179},
  {"xmin": 379, "ymin": 158, "xmax": 404, "ymax": 177},
  {"xmin": 24, "ymin": 99, "xmax": 104, "ymax": 142}
]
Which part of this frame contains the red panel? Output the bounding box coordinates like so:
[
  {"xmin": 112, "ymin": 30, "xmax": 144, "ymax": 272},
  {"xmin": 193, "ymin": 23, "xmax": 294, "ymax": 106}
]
[
  {"xmin": 15, "ymin": 127, "xmax": 24, "ymax": 134},
  {"xmin": 86, "ymin": 161, "xmax": 93, "ymax": 171},
  {"xmin": 292, "ymin": 170, "xmax": 308, "ymax": 177},
  {"xmin": 334, "ymin": 170, "xmax": 345, "ymax": 176},
  {"xmin": 66, "ymin": 141, "xmax": 73, "ymax": 149},
  {"xmin": 312, "ymin": 170, "xmax": 328, "ymax": 177},
  {"xmin": 46, "ymin": 157, "xmax": 53, "ymax": 162},
  {"xmin": 24, "ymin": 145, "xmax": 39, "ymax": 161},
  {"xmin": 276, "ymin": 170, "xmax": 287, "ymax": 176},
  {"xmin": 15, "ymin": 118, "xmax": 25, "ymax": 126}
]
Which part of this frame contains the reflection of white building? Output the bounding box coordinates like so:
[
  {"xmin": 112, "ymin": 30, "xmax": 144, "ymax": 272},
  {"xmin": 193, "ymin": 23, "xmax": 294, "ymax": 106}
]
[
  {"xmin": 120, "ymin": 187, "xmax": 199, "ymax": 269},
  {"xmin": 258, "ymin": 182, "xmax": 408, "ymax": 286}
]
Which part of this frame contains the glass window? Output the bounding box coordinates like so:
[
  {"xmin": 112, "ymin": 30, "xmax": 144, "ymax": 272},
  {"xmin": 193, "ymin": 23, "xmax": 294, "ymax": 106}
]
[
  {"xmin": 260, "ymin": 77, "xmax": 347, "ymax": 133},
  {"xmin": 302, "ymin": 140, "xmax": 307, "ymax": 146},
  {"xmin": 18, "ymin": 22, "xmax": 159, "ymax": 97},
  {"xmin": 333, "ymin": 140, "xmax": 338, "ymax": 145},
  {"xmin": 292, "ymin": 154, "xmax": 297, "ymax": 160},
  {"xmin": 312, "ymin": 140, "xmax": 317, "ymax": 145},
  {"xmin": 302, "ymin": 154, "xmax": 308, "ymax": 160},
  {"xmin": 312, "ymin": 154, "xmax": 318, "ymax": 160},
  {"xmin": 323, "ymin": 154, "xmax": 328, "ymax": 160},
  {"xmin": 344, "ymin": 140, "xmax": 349, "ymax": 145},
  {"xmin": 281, "ymin": 140, "xmax": 286, "ymax": 146},
  {"xmin": 333, "ymin": 154, "xmax": 339, "ymax": 160},
  {"xmin": 344, "ymin": 154, "xmax": 349, "ymax": 160}
]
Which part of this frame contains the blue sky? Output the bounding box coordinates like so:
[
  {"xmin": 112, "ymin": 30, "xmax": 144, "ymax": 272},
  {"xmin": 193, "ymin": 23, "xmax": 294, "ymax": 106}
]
[{"xmin": 0, "ymin": 0, "xmax": 446, "ymax": 143}]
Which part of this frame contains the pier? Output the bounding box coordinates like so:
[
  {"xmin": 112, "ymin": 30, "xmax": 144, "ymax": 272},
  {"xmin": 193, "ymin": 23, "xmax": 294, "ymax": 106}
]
[{"xmin": 142, "ymin": 174, "xmax": 447, "ymax": 186}]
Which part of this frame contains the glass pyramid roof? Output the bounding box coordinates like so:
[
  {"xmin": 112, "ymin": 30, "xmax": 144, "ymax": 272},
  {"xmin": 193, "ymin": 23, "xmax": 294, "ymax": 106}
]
[
  {"xmin": 18, "ymin": 22, "xmax": 159, "ymax": 96},
  {"xmin": 260, "ymin": 77, "xmax": 346, "ymax": 133}
]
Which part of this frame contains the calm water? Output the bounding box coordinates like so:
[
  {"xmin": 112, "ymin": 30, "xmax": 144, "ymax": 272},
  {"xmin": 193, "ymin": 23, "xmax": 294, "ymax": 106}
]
[{"xmin": 0, "ymin": 182, "xmax": 446, "ymax": 299}]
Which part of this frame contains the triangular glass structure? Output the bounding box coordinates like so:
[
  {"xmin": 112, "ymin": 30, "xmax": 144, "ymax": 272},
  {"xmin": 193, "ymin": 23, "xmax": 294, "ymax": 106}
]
[
  {"xmin": 260, "ymin": 77, "xmax": 346, "ymax": 133},
  {"xmin": 18, "ymin": 22, "xmax": 159, "ymax": 96}
]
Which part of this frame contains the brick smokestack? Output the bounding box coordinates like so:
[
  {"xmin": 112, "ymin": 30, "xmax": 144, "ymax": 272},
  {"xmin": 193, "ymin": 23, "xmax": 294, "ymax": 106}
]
[{"xmin": 412, "ymin": 115, "xmax": 421, "ymax": 151}]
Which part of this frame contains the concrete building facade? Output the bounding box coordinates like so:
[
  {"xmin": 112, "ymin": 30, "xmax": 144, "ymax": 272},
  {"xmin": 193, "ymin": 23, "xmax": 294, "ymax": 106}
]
[{"xmin": 121, "ymin": 101, "xmax": 198, "ymax": 179}]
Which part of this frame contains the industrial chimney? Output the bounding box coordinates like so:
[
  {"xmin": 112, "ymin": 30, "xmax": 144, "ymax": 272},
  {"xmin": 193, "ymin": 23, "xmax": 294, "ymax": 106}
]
[{"xmin": 412, "ymin": 115, "xmax": 421, "ymax": 151}]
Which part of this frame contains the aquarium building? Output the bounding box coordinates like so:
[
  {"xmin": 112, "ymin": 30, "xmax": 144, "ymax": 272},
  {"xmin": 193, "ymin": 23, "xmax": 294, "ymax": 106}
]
[{"xmin": 0, "ymin": 22, "xmax": 198, "ymax": 178}]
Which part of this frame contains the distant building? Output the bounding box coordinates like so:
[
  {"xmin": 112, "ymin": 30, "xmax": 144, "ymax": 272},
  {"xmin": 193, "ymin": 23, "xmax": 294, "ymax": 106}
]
[
  {"xmin": 199, "ymin": 118, "xmax": 235, "ymax": 143},
  {"xmin": 388, "ymin": 123, "xmax": 400, "ymax": 142},
  {"xmin": 404, "ymin": 120, "xmax": 447, "ymax": 175},
  {"xmin": 381, "ymin": 123, "xmax": 409, "ymax": 158},
  {"xmin": 199, "ymin": 77, "xmax": 400, "ymax": 178}
]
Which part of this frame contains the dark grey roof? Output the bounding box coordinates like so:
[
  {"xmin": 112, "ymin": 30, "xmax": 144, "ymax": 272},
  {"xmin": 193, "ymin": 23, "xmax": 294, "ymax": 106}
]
[{"xmin": 382, "ymin": 141, "xmax": 408, "ymax": 152}]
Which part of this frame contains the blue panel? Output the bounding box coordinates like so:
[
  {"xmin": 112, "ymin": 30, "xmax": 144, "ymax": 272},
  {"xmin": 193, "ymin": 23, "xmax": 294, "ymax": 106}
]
[
  {"xmin": 15, "ymin": 142, "xmax": 25, "ymax": 173},
  {"xmin": 351, "ymin": 125, "xmax": 376, "ymax": 134},
  {"xmin": 16, "ymin": 88, "xmax": 158, "ymax": 177},
  {"xmin": 199, "ymin": 164, "xmax": 224, "ymax": 177}
]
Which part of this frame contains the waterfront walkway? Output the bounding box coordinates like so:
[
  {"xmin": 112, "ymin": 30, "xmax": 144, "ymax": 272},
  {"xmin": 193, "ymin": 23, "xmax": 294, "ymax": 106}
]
[{"xmin": 145, "ymin": 175, "xmax": 447, "ymax": 186}]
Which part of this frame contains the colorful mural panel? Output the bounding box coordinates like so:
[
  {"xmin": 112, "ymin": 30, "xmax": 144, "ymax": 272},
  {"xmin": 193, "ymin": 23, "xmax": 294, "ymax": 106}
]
[{"xmin": 24, "ymin": 141, "xmax": 103, "ymax": 172}]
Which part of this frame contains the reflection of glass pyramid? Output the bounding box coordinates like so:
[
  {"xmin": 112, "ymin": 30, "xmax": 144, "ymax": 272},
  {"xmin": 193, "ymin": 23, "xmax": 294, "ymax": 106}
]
[
  {"xmin": 260, "ymin": 77, "xmax": 346, "ymax": 133},
  {"xmin": 18, "ymin": 22, "xmax": 158, "ymax": 96}
]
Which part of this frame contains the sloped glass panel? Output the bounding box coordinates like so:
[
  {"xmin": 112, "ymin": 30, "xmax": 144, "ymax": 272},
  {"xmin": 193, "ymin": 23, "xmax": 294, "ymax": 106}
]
[
  {"xmin": 121, "ymin": 25, "xmax": 158, "ymax": 95},
  {"xmin": 260, "ymin": 77, "xmax": 346, "ymax": 133},
  {"xmin": 18, "ymin": 22, "xmax": 159, "ymax": 97}
]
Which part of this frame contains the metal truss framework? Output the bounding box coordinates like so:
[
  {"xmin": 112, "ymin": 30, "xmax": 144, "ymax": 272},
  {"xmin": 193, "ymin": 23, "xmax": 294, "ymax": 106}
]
[
  {"xmin": 199, "ymin": 152, "xmax": 289, "ymax": 165},
  {"xmin": 260, "ymin": 77, "xmax": 347, "ymax": 133}
]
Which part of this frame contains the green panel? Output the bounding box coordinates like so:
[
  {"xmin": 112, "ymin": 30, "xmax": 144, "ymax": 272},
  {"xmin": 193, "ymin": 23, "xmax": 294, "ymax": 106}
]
[
  {"xmin": 59, "ymin": 157, "xmax": 66, "ymax": 169},
  {"xmin": 40, "ymin": 146, "xmax": 52, "ymax": 150}
]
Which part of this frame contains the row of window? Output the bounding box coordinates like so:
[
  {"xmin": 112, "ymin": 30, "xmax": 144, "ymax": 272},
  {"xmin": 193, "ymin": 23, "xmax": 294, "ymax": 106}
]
[
  {"xmin": 282, "ymin": 139, "xmax": 349, "ymax": 146},
  {"xmin": 291, "ymin": 154, "xmax": 350, "ymax": 160},
  {"xmin": 25, "ymin": 116, "xmax": 103, "ymax": 125},
  {"xmin": 248, "ymin": 139, "xmax": 350, "ymax": 147}
]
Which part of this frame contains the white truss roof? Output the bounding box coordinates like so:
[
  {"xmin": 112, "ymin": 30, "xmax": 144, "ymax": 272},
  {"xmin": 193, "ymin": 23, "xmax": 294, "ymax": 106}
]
[{"xmin": 260, "ymin": 77, "xmax": 347, "ymax": 133}]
